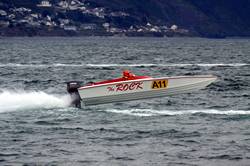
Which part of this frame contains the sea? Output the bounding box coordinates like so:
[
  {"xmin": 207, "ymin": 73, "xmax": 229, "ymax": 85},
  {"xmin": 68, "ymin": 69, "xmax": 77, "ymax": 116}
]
[{"xmin": 0, "ymin": 37, "xmax": 249, "ymax": 166}]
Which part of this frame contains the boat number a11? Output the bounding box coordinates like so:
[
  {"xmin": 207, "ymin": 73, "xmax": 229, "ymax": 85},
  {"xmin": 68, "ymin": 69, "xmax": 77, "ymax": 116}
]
[{"xmin": 151, "ymin": 80, "xmax": 168, "ymax": 89}]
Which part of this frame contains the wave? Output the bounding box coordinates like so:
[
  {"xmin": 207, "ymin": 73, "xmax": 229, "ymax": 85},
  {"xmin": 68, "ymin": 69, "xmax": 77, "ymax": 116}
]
[
  {"xmin": 0, "ymin": 90, "xmax": 71, "ymax": 113},
  {"xmin": 103, "ymin": 108, "xmax": 250, "ymax": 116},
  {"xmin": 0, "ymin": 63, "xmax": 248, "ymax": 68},
  {"xmin": 87, "ymin": 63, "xmax": 249, "ymax": 67}
]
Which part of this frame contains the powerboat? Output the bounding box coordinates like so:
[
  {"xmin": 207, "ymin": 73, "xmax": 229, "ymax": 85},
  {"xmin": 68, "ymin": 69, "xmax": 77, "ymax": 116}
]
[{"xmin": 67, "ymin": 70, "xmax": 217, "ymax": 108}]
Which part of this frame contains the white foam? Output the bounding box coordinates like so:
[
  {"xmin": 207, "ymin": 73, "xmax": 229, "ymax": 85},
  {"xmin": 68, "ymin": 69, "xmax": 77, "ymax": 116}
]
[
  {"xmin": 104, "ymin": 109, "xmax": 250, "ymax": 117},
  {"xmin": 0, "ymin": 90, "xmax": 71, "ymax": 113},
  {"xmin": 0, "ymin": 63, "xmax": 248, "ymax": 68}
]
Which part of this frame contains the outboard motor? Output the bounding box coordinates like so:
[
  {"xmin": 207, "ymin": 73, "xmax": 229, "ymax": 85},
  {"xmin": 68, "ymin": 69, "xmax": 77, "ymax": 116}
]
[{"xmin": 67, "ymin": 82, "xmax": 81, "ymax": 108}]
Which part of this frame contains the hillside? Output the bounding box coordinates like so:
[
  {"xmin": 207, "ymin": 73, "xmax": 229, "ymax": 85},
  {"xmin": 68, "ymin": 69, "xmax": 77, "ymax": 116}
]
[{"xmin": 0, "ymin": 0, "xmax": 250, "ymax": 37}]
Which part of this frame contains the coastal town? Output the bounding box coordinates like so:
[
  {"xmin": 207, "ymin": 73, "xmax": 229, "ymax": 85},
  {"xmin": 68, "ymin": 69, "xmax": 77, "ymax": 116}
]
[{"xmin": 0, "ymin": 0, "xmax": 191, "ymax": 36}]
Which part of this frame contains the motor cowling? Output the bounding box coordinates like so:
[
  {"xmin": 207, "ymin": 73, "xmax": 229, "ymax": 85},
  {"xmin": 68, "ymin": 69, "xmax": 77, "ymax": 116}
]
[{"xmin": 67, "ymin": 82, "xmax": 81, "ymax": 108}]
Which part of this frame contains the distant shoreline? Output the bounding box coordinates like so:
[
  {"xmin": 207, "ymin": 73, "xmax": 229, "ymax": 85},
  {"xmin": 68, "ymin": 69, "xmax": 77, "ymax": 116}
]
[
  {"xmin": 0, "ymin": 28, "xmax": 196, "ymax": 38},
  {"xmin": 1, "ymin": 36, "xmax": 250, "ymax": 40},
  {"xmin": 1, "ymin": 28, "xmax": 250, "ymax": 39}
]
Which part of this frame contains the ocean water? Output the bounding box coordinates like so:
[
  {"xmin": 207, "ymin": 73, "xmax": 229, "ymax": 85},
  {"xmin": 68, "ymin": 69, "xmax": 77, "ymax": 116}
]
[{"xmin": 0, "ymin": 37, "xmax": 249, "ymax": 166}]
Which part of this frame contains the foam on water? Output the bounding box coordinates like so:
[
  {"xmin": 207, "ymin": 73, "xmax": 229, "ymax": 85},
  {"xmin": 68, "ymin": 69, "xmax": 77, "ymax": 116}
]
[
  {"xmin": 0, "ymin": 63, "xmax": 248, "ymax": 68},
  {"xmin": 0, "ymin": 90, "xmax": 71, "ymax": 113},
  {"xmin": 104, "ymin": 108, "xmax": 250, "ymax": 116}
]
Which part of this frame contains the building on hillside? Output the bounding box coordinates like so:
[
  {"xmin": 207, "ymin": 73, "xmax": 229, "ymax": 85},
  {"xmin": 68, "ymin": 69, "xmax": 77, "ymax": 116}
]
[
  {"xmin": 63, "ymin": 25, "xmax": 77, "ymax": 31},
  {"xmin": 80, "ymin": 23, "xmax": 97, "ymax": 30},
  {"xmin": 0, "ymin": 21, "xmax": 9, "ymax": 27},
  {"xmin": 170, "ymin": 24, "xmax": 178, "ymax": 31},
  {"xmin": 0, "ymin": 10, "xmax": 7, "ymax": 16},
  {"xmin": 37, "ymin": 1, "xmax": 52, "ymax": 7}
]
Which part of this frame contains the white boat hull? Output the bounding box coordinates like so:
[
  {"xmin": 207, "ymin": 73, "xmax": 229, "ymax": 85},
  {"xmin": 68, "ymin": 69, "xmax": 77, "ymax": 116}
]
[{"xmin": 78, "ymin": 75, "xmax": 217, "ymax": 106}]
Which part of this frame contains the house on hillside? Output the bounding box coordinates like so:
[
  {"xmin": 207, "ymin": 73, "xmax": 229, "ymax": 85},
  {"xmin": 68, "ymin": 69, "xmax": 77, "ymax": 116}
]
[
  {"xmin": 63, "ymin": 25, "xmax": 77, "ymax": 31},
  {"xmin": 0, "ymin": 10, "xmax": 7, "ymax": 16},
  {"xmin": 80, "ymin": 23, "xmax": 97, "ymax": 30},
  {"xmin": 0, "ymin": 21, "xmax": 9, "ymax": 27},
  {"xmin": 37, "ymin": 1, "xmax": 52, "ymax": 7},
  {"xmin": 170, "ymin": 24, "xmax": 178, "ymax": 31},
  {"xmin": 58, "ymin": 1, "xmax": 69, "ymax": 9}
]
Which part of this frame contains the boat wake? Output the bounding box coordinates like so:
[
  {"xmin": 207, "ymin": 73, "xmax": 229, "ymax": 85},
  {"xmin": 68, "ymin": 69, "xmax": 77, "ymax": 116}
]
[
  {"xmin": 0, "ymin": 63, "xmax": 248, "ymax": 68},
  {"xmin": 86, "ymin": 63, "xmax": 249, "ymax": 67},
  {"xmin": 0, "ymin": 90, "xmax": 71, "ymax": 113},
  {"xmin": 103, "ymin": 108, "xmax": 250, "ymax": 117}
]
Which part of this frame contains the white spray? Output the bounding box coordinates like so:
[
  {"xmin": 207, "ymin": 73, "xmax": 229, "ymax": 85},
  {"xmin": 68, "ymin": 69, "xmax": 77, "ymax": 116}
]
[{"xmin": 0, "ymin": 90, "xmax": 71, "ymax": 113}]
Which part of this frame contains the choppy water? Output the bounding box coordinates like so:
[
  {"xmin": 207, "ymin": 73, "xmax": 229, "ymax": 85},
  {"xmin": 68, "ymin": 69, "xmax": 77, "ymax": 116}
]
[{"xmin": 0, "ymin": 37, "xmax": 249, "ymax": 165}]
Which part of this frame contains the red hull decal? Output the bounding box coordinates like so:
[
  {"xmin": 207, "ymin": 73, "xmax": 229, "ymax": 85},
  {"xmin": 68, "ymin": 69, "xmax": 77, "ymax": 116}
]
[{"xmin": 107, "ymin": 81, "xmax": 143, "ymax": 92}]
